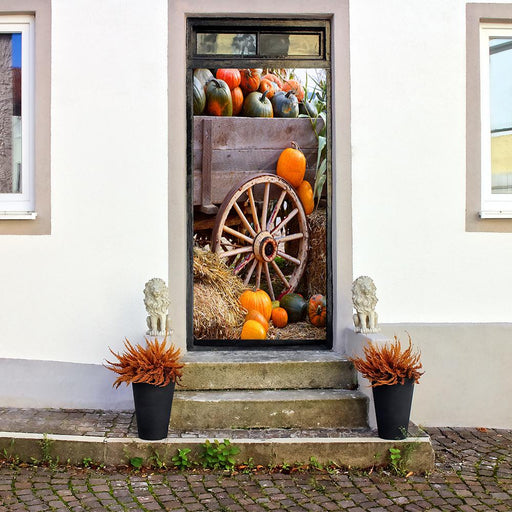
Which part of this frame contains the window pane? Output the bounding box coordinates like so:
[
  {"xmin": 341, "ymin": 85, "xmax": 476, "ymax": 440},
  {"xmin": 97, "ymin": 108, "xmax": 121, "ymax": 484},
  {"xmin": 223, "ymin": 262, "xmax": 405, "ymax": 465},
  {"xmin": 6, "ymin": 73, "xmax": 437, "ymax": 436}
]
[
  {"xmin": 0, "ymin": 32, "xmax": 22, "ymax": 194},
  {"xmin": 489, "ymin": 38, "xmax": 512, "ymax": 194},
  {"xmin": 260, "ymin": 34, "xmax": 320, "ymax": 56},
  {"xmin": 197, "ymin": 33, "xmax": 256, "ymax": 55}
]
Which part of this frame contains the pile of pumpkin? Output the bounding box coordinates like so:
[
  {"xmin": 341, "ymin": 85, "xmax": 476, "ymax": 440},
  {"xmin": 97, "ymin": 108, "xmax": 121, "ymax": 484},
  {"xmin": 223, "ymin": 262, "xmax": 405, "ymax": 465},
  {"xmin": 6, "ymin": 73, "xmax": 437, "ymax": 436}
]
[
  {"xmin": 239, "ymin": 288, "xmax": 326, "ymax": 340},
  {"xmin": 193, "ymin": 68, "xmax": 317, "ymax": 119}
]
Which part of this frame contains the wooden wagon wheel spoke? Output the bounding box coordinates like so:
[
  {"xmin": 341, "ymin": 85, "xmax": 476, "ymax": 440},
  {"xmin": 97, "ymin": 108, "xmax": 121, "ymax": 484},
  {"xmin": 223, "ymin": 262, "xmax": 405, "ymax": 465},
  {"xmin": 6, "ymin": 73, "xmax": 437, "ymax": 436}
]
[
  {"xmin": 219, "ymin": 246, "xmax": 253, "ymax": 259},
  {"xmin": 222, "ymin": 225, "xmax": 254, "ymax": 244},
  {"xmin": 271, "ymin": 208, "xmax": 298, "ymax": 235},
  {"xmin": 260, "ymin": 182, "xmax": 270, "ymax": 232},
  {"xmin": 233, "ymin": 202, "xmax": 257, "ymax": 238},
  {"xmin": 263, "ymin": 261, "xmax": 275, "ymax": 300},
  {"xmin": 271, "ymin": 260, "xmax": 290, "ymax": 289},
  {"xmin": 244, "ymin": 258, "xmax": 259, "ymax": 286},
  {"xmin": 274, "ymin": 232, "xmax": 304, "ymax": 244},
  {"xmin": 212, "ymin": 173, "xmax": 309, "ymax": 296},
  {"xmin": 247, "ymin": 187, "xmax": 261, "ymax": 233},
  {"xmin": 277, "ymin": 250, "xmax": 301, "ymax": 266},
  {"xmin": 234, "ymin": 253, "xmax": 254, "ymax": 274},
  {"xmin": 255, "ymin": 261, "xmax": 262, "ymax": 289},
  {"xmin": 267, "ymin": 190, "xmax": 287, "ymax": 230}
]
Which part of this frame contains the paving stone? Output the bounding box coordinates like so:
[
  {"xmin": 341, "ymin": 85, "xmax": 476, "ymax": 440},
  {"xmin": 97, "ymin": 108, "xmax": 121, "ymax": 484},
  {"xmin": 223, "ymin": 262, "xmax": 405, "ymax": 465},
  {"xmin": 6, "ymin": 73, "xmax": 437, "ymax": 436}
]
[{"xmin": 0, "ymin": 426, "xmax": 510, "ymax": 511}]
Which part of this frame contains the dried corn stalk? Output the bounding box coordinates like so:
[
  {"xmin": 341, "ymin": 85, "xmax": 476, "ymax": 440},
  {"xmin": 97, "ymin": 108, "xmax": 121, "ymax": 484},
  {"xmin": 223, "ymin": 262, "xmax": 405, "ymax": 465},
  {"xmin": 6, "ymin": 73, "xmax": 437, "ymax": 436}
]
[
  {"xmin": 105, "ymin": 336, "xmax": 184, "ymax": 388},
  {"xmin": 350, "ymin": 335, "xmax": 423, "ymax": 387}
]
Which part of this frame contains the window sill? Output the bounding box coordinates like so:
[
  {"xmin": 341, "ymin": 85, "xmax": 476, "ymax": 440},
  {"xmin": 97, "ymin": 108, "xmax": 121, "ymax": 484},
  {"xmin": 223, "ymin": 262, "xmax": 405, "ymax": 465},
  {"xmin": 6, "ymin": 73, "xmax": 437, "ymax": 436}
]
[
  {"xmin": 0, "ymin": 211, "xmax": 37, "ymax": 220},
  {"xmin": 479, "ymin": 210, "xmax": 512, "ymax": 219}
]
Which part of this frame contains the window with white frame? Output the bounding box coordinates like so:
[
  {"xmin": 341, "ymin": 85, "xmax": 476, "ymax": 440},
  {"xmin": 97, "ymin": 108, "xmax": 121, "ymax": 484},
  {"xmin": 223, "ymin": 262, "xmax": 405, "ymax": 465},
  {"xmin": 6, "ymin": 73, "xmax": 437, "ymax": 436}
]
[
  {"xmin": 479, "ymin": 23, "xmax": 512, "ymax": 218},
  {"xmin": 0, "ymin": 15, "xmax": 34, "ymax": 217}
]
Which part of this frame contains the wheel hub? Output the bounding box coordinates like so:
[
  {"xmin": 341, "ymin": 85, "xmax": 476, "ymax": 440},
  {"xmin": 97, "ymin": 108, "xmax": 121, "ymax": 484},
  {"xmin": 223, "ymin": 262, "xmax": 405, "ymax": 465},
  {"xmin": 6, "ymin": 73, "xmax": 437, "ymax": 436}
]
[{"xmin": 253, "ymin": 231, "xmax": 278, "ymax": 262}]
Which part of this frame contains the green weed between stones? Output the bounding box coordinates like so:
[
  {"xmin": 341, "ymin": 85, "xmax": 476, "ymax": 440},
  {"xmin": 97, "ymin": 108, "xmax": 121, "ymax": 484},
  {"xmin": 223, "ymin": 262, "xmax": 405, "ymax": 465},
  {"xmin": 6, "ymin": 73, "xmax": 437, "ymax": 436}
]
[
  {"xmin": 200, "ymin": 439, "xmax": 240, "ymax": 470},
  {"xmin": 309, "ymin": 456, "xmax": 324, "ymax": 470},
  {"xmin": 129, "ymin": 456, "xmax": 144, "ymax": 470},
  {"xmin": 149, "ymin": 450, "xmax": 167, "ymax": 469},
  {"xmin": 171, "ymin": 447, "xmax": 192, "ymax": 470},
  {"xmin": 30, "ymin": 434, "xmax": 59, "ymax": 469},
  {"xmin": 389, "ymin": 441, "xmax": 419, "ymax": 476},
  {"xmin": 308, "ymin": 474, "xmax": 327, "ymax": 493},
  {"xmin": 2, "ymin": 439, "xmax": 20, "ymax": 467}
]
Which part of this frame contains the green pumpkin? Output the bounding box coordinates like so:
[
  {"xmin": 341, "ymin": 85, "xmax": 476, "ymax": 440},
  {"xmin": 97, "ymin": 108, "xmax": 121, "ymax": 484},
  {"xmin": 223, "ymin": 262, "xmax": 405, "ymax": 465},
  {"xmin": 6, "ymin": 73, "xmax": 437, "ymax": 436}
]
[
  {"xmin": 205, "ymin": 78, "xmax": 233, "ymax": 116},
  {"xmin": 299, "ymin": 100, "xmax": 318, "ymax": 118},
  {"xmin": 271, "ymin": 90, "xmax": 299, "ymax": 118},
  {"xmin": 280, "ymin": 293, "xmax": 307, "ymax": 323},
  {"xmin": 193, "ymin": 76, "xmax": 206, "ymax": 115},
  {"xmin": 242, "ymin": 90, "xmax": 273, "ymax": 118}
]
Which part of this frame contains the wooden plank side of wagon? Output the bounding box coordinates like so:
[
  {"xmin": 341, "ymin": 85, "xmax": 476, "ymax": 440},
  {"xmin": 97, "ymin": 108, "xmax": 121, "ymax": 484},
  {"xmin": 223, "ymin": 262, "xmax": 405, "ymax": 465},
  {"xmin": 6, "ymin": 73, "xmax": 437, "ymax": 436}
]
[
  {"xmin": 193, "ymin": 168, "xmax": 319, "ymax": 206},
  {"xmin": 193, "ymin": 116, "xmax": 319, "ymax": 149},
  {"xmin": 193, "ymin": 148, "xmax": 317, "ymax": 173},
  {"xmin": 193, "ymin": 116, "xmax": 321, "ymax": 207}
]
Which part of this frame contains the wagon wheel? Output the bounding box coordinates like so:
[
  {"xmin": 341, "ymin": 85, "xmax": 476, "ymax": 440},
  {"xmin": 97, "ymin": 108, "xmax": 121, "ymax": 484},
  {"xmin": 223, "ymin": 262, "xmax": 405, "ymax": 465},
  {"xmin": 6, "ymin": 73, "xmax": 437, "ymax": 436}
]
[{"xmin": 212, "ymin": 173, "xmax": 309, "ymax": 300}]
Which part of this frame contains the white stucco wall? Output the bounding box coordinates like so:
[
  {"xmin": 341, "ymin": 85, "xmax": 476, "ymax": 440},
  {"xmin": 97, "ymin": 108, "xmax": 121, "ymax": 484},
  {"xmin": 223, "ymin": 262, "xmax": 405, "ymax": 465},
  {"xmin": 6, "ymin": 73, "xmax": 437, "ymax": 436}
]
[
  {"xmin": 0, "ymin": 0, "xmax": 168, "ymax": 364},
  {"xmin": 351, "ymin": 0, "xmax": 512, "ymax": 323}
]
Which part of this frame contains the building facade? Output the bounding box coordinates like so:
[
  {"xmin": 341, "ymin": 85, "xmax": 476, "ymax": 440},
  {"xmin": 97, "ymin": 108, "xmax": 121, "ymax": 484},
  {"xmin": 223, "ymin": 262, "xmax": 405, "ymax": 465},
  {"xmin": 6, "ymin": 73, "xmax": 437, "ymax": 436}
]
[{"xmin": 0, "ymin": 0, "xmax": 511, "ymax": 428}]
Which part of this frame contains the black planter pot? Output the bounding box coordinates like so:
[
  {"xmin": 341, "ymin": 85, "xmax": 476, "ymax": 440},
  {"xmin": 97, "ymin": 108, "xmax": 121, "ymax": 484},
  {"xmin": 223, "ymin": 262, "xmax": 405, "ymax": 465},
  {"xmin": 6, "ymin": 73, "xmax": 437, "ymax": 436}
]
[
  {"xmin": 132, "ymin": 382, "xmax": 175, "ymax": 440},
  {"xmin": 372, "ymin": 379, "xmax": 414, "ymax": 440}
]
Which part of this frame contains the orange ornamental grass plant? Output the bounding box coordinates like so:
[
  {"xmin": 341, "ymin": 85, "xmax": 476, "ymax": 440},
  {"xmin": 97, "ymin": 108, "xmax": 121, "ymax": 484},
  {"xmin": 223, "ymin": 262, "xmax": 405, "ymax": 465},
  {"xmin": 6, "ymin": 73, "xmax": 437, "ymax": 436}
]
[
  {"xmin": 350, "ymin": 335, "xmax": 424, "ymax": 387},
  {"xmin": 105, "ymin": 336, "xmax": 184, "ymax": 388}
]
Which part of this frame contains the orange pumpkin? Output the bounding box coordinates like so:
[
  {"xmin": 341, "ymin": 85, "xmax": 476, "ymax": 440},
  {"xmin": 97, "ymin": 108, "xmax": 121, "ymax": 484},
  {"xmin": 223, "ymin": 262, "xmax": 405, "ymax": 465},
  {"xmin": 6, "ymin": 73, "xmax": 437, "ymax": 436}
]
[
  {"xmin": 296, "ymin": 180, "xmax": 314, "ymax": 215},
  {"xmin": 308, "ymin": 294, "xmax": 326, "ymax": 327},
  {"xmin": 259, "ymin": 78, "xmax": 276, "ymax": 99},
  {"xmin": 231, "ymin": 86, "xmax": 244, "ymax": 116},
  {"xmin": 240, "ymin": 68, "xmax": 261, "ymax": 95},
  {"xmin": 271, "ymin": 307, "xmax": 288, "ymax": 328},
  {"xmin": 216, "ymin": 68, "xmax": 241, "ymax": 90},
  {"xmin": 241, "ymin": 319, "xmax": 267, "ymax": 340},
  {"xmin": 276, "ymin": 143, "xmax": 306, "ymax": 188},
  {"xmin": 282, "ymin": 79, "xmax": 305, "ymax": 102},
  {"xmin": 245, "ymin": 309, "xmax": 269, "ymax": 332},
  {"xmin": 262, "ymin": 73, "xmax": 283, "ymax": 89},
  {"xmin": 239, "ymin": 289, "xmax": 272, "ymax": 321}
]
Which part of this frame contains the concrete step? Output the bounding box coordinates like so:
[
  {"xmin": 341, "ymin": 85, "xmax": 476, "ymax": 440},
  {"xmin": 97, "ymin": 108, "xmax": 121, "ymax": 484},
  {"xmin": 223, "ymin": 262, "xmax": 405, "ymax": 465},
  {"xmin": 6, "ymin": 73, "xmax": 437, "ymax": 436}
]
[
  {"xmin": 180, "ymin": 350, "xmax": 358, "ymax": 391},
  {"xmin": 171, "ymin": 388, "xmax": 368, "ymax": 429},
  {"xmin": 0, "ymin": 408, "xmax": 435, "ymax": 473},
  {"xmin": 0, "ymin": 426, "xmax": 435, "ymax": 474}
]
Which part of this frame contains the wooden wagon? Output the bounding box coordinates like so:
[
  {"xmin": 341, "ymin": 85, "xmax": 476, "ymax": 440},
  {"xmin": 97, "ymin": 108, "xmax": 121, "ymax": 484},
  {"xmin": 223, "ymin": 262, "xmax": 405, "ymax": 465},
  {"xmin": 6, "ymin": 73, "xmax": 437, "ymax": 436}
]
[{"xmin": 193, "ymin": 116, "xmax": 320, "ymax": 300}]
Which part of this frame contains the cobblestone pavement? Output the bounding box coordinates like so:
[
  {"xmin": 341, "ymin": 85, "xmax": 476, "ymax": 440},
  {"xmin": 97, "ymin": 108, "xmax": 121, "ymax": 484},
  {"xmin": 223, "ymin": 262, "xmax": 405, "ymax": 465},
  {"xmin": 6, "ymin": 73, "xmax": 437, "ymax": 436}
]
[{"xmin": 0, "ymin": 427, "xmax": 510, "ymax": 511}]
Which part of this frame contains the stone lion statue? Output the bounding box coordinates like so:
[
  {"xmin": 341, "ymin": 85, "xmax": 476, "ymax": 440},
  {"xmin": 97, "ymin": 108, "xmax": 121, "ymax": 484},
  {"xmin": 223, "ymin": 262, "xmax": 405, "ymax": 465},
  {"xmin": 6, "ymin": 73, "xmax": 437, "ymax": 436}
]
[
  {"xmin": 143, "ymin": 278, "xmax": 171, "ymax": 336},
  {"xmin": 352, "ymin": 275, "xmax": 380, "ymax": 334}
]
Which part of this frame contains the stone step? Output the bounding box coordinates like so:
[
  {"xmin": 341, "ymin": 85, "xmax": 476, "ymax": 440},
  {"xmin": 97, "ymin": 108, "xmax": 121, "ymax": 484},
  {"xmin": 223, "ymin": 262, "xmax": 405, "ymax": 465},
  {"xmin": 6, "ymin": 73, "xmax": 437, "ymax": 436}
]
[
  {"xmin": 171, "ymin": 388, "xmax": 368, "ymax": 429},
  {"xmin": 180, "ymin": 350, "xmax": 357, "ymax": 391},
  {"xmin": 0, "ymin": 426, "xmax": 435, "ymax": 474}
]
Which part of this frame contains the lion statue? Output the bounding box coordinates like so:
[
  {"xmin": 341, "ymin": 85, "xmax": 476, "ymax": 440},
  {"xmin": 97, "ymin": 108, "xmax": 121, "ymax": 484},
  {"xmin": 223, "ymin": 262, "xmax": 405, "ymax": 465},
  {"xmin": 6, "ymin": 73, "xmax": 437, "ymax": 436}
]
[
  {"xmin": 352, "ymin": 276, "xmax": 380, "ymax": 334},
  {"xmin": 143, "ymin": 278, "xmax": 171, "ymax": 336}
]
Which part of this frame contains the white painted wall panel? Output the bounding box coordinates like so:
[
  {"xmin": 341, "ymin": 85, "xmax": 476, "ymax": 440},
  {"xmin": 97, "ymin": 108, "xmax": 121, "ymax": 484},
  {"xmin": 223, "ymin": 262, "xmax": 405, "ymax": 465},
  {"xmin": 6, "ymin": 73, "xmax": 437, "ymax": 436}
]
[
  {"xmin": 351, "ymin": 0, "xmax": 512, "ymax": 323},
  {"xmin": 0, "ymin": 0, "xmax": 168, "ymax": 363}
]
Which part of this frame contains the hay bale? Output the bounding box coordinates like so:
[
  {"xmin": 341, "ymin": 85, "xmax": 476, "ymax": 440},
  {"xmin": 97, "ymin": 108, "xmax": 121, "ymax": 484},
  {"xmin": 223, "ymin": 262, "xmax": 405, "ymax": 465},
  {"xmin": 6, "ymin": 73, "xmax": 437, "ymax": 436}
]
[
  {"xmin": 306, "ymin": 209, "xmax": 326, "ymax": 296},
  {"xmin": 193, "ymin": 248, "xmax": 246, "ymax": 339},
  {"xmin": 267, "ymin": 321, "xmax": 326, "ymax": 340}
]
